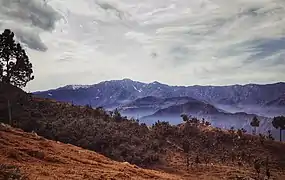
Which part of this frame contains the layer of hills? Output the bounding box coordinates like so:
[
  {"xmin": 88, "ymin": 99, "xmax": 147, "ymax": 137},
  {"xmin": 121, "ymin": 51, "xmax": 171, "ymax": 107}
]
[
  {"xmin": 119, "ymin": 96, "xmax": 272, "ymax": 135},
  {"xmin": 1, "ymin": 83, "xmax": 285, "ymax": 179},
  {"xmin": 34, "ymin": 79, "xmax": 285, "ymax": 115},
  {"xmin": 34, "ymin": 79, "xmax": 285, "ymax": 139}
]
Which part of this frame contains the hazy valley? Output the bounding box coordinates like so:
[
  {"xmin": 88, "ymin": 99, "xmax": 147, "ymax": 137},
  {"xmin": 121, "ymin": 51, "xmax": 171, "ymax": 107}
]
[{"xmin": 34, "ymin": 79, "xmax": 285, "ymax": 140}]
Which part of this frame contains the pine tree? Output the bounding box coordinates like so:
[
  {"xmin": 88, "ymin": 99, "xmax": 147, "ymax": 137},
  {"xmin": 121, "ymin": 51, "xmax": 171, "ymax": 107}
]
[
  {"xmin": 250, "ymin": 116, "xmax": 260, "ymax": 135},
  {"xmin": 113, "ymin": 108, "xmax": 122, "ymax": 121},
  {"xmin": 180, "ymin": 114, "xmax": 189, "ymax": 122},
  {"xmin": 272, "ymin": 116, "xmax": 285, "ymax": 141},
  {"xmin": 0, "ymin": 29, "xmax": 34, "ymax": 88}
]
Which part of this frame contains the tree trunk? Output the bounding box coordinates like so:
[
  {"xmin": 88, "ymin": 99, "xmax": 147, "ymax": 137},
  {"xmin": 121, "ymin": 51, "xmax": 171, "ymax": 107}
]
[
  {"xmin": 4, "ymin": 57, "xmax": 11, "ymax": 84},
  {"xmin": 7, "ymin": 99, "xmax": 12, "ymax": 125},
  {"xmin": 280, "ymin": 129, "xmax": 282, "ymax": 142},
  {"xmin": 186, "ymin": 154, "xmax": 189, "ymax": 170},
  {"xmin": 252, "ymin": 127, "xmax": 256, "ymax": 135}
]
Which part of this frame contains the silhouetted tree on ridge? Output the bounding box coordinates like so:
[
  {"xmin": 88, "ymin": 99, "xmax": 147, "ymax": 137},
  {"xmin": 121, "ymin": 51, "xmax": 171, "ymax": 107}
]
[
  {"xmin": 250, "ymin": 116, "xmax": 260, "ymax": 135},
  {"xmin": 180, "ymin": 114, "xmax": 189, "ymax": 122},
  {"xmin": 0, "ymin": 29, "xmax": 34, "ymax": 88},
  {"xmin": 272, "ymin": 116, "xmax": 285, "ymax": 142}
]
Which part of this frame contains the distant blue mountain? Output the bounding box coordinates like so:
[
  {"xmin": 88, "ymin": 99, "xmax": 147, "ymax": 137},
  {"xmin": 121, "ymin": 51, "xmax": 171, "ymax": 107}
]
[
  {"xmin": 34, "ymin": 79, "xmax": 285, "ymax": 112},
  {"xmin": 140, "ymin": 100, "xmax": 270, "ymax": 130},
  {"xmin": 118, "ymin": 96, "xmax": 203, "ymax": 117},
  {"xmin": 265, "ymin": 94, "xmax": 285, "ymax": 107}
]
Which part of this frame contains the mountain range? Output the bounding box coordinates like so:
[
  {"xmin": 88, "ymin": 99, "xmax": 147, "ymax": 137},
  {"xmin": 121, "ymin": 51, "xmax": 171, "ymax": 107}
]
[{"xmin": 34, "ymin": 79, "xmax": 285, "ymax": 137}]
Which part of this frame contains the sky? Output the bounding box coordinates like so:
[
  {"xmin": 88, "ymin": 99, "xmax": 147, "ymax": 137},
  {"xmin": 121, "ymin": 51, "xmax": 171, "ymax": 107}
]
[{"xmin": 0, "ymin": 0, "xmax": 285, "ymax": 91}]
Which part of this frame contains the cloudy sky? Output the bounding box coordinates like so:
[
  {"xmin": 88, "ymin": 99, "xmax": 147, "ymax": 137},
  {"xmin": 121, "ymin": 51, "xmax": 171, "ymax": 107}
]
[{"xmin": 1, "ymin": 0, "xmax": 285, "ymax": 91}]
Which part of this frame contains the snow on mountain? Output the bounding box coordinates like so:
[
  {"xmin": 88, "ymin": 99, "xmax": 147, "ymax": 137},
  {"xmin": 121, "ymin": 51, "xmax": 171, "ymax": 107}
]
[
  {"xmin": 34, "ymin": 79, "xmax": 285, "ymax": 115},
  {"xmin": 62, "ymin": 85, "xmax": 93, "ymax": 90}
]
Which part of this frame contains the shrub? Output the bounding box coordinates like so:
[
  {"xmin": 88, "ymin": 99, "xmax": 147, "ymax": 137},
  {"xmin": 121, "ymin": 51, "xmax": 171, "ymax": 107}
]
[
  {"xmin": 259, "ymin": 134, "xmax": 266, "ymax": 145},
  {"xmin": 0, "ymin": 164, "xmax": 28, "ymax": 180},
  {"xmin": 267, "ymin": 130, "xmax": 274, "ymax": 141}
]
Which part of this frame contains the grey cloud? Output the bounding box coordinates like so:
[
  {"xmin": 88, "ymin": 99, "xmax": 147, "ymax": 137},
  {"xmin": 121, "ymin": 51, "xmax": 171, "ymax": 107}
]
[
  {"xmin": 14, "ymin": 28, "xmax": 47, "ymax": 51},
  {"xmin": 171, "ymin": 46, "xmax": 189, "ymax": 55},
  {"xmin": 226, "ymin": 37, "xmax": 285, "ymax": 66},
  {"xmin": 95, "ymin": 1, "xmax": 126, "ymax": 20},
  {"xmin": 0, "ymin": 0, "xmax": 61, "ymax": 51},
  {"xmin": 250, "ymin": 38, "xmax": 285, "ymax": 59},
  {"xmin": 16, "ymin": 0, "xmax": 285, "ymax": 91},
  {"xmin": 170, "ymin": 46, "xmax": 190, "ymax": 63},
  {"xmin": 0, "ymin": 0, "xmax": 60, "ymax": 30},
  {"xmin": 151, "ymin": 52, "xmax": 157, "ymax": 58}
]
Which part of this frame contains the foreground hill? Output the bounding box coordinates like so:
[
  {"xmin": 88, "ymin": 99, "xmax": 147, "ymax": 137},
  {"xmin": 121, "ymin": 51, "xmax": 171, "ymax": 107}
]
[
  {"xmin": 0, "ymin": 123, "xmax": 180, "ymax": 180},
  {"xmin": 2, "ymin": 123, "xmax": 285, "ymax": 180}
]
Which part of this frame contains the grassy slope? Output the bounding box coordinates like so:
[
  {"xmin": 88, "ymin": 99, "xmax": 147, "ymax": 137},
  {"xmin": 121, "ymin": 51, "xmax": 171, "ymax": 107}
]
[
  {"xmin": 1, "ymin": 123, "xmax": 285, "ymax": 180},
  {"xmin": 0, "ymin": 124, "xmax": 181, "ymax": 180}
]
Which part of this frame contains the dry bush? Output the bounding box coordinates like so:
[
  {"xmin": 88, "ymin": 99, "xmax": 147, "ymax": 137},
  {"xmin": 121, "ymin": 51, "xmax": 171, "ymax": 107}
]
[
  {"xmin": 7, "ymin": 149, "xmax": 24, "ymax": 161},
  {"xmin": 18, "ymin": 149, "xmax": 45, "ymax": 160},
  {"xmin": 44, "ymin": 155, "xmax": 65, "ymax": 164},
  {"xmin": 0, "ymin": 164, "xmax": 28, "ymax": 180}
]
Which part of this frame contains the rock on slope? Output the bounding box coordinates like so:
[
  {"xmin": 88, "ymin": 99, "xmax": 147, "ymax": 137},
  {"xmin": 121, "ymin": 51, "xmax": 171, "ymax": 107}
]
[{"xmin": 0, "ymin": 123, "xmax": 181, "ymax": 180}]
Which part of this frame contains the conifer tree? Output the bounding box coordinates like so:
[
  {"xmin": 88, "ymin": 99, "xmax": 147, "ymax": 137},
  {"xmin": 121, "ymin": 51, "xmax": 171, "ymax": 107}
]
[
  {"xmin": 0, "ymin": 29, "xmax": 34, "ymax": 88},
  {"xmin": 272, "ymin": 116, "xmax": 285, "ymax": 141},
  {"xmin": 250, "ymin": 116, "xmax": 260, "ymax": 135}
]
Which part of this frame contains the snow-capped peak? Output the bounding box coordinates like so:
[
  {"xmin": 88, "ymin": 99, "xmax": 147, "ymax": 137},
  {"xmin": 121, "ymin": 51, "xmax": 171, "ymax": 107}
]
[{"xmin": 63, "ymin": 84, "xmax": 92, "ymax": 90}]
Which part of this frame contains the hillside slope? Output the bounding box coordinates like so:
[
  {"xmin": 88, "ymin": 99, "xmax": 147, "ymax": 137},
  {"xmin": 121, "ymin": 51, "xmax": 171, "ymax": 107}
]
[
  {"xmin": 2, "ymin": 84, "xmax": 285, "ymax": 180},
  {"xmin": 2, "ymin": 122, "xmax": 285, "ymax": 180},
  {"xmin": 0, "ymin": 123, "xmax": 180, "ymax": 180}
]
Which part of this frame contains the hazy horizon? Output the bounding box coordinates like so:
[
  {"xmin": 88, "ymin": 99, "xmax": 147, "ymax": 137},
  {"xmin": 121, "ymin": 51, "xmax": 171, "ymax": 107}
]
[
  {"xmin": 1, "ymin": 0, "xmax": 285, "ymax": 91},
  {"xmin": 31, "ymin": 78, "xmax": 285, "ymax": 92}
]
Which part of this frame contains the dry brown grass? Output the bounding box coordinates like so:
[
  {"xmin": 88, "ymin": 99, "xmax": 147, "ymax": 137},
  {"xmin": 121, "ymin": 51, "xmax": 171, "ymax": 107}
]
[
  {"xmin": 1, "ymin": 124, "xmax": 285, "ymax": 180},
  {"xmin": 0, "ymin": 124, "xmax": 181, "ymax": 180}
]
